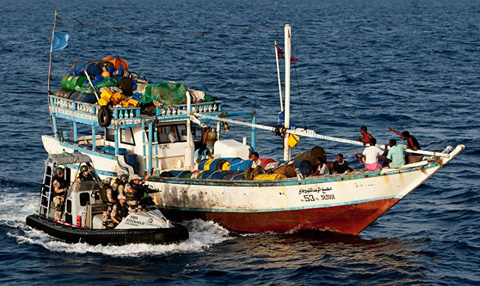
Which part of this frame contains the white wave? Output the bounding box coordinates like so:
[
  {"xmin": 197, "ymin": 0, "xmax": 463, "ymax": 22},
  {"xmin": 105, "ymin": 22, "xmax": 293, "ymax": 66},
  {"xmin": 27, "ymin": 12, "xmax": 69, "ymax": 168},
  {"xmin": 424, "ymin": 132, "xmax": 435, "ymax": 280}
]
[{"xmin": 1, "ymin": 190, "xmax": 231, "ymax": 257}]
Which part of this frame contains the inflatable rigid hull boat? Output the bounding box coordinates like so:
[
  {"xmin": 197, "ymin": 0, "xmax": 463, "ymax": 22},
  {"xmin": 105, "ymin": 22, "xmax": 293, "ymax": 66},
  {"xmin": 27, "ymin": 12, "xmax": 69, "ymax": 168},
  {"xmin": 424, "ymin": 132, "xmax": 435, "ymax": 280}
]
[
  {"xmin": 27, "ymin": 152, "xmax": 188, "ymax": 245},
  {"xmin": 26, "ymin": 213, "xmax": 188, "ymax": 245}
]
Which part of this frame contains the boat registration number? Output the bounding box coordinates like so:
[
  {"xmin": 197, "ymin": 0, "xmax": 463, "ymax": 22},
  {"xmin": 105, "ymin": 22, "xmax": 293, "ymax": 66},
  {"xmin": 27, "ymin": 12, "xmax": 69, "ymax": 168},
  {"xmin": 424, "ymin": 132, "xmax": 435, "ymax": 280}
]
[{"xmin": 302, "ymin": 194, "xmax": 335, "ymax": 202}]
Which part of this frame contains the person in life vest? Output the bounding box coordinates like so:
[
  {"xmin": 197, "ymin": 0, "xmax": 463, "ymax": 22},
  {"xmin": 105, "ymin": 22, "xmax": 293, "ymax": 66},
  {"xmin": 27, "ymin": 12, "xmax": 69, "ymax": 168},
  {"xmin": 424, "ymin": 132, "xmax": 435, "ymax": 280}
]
[
  {"xmin": 358, "ymin": 126, "xmax": 374, "ymax": 146},
  {"xmin": 52, "ymin": 167, "xmax": 68, "ymax": 221},
  {"xmin": 77, "ymin": 165, "xmax": 94, "ymax": 182},
  {"xmin": 111, "ymin": 194, "xmax": 128, "ymax": 228},
  {"xmin": 99, "ymin": 178, "xmax": 117, "ymax": 229},
  {"xmin": 387, "ymin": 127, "xmax": 422, "ymax": 163},
  {"xmin": 124, "ymin": 174, "xmax": 152, "ymax": 213},
  {"xmin": 111, "ymin": 173, "xmax": 128, "ymax": 197}
]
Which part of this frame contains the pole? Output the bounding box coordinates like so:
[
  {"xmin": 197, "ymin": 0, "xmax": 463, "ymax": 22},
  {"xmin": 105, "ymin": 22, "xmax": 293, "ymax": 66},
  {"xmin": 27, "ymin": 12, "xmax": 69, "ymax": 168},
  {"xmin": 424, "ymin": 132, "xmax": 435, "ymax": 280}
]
[
  {"xmin": 85, "ymin": 70, "xmax": 100, "ymax": 101},
  {"xmin": 47, "ymin": 10, "xmax": 58, "ymax": 95},
  {"xmin": 283, "ymin": 24, "xmax": 291, "ymax": 161},
  {"xmin": 187, "ymin": 111, "xmax": 451, "ymax": 158},
  {"xmin": 275, "ymin": 41, "xmax": 283, "ymax": 112},
  {"xmin": 185, "ymin": 91, "xmax": 194, "ymax": 169}
]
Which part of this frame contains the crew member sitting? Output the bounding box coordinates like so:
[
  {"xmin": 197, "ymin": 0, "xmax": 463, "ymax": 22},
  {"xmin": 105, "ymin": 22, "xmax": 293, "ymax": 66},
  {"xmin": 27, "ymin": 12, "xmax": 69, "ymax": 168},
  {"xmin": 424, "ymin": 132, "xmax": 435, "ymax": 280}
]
[
  {"xmin": 355, "ymin": 137, "xmax": 384, "ymax": 172},
  {"xmin": 332, "ymin": 154, "xmax": 353, "ymax": 174},
  {"xmin": 52, "ymin": 167, "xmax": 68, "ymax": 221},
  {"xmin": 77, "ymin": 165, "xmax": 94, "ymax": 182},
  {"xmin": 311, "ymin": 157, "xmax": 330, "ymax": 176},
  {"xmin": 245, "ymin": 152, "xmax": 265, "ymax": 180},
  {"xmin": 111, "ymin": 194, "xmax": 128, "ymax": 228},
  {"xmin": 385, "ymin": 139, "xmax": 407, "ymax": 168}
]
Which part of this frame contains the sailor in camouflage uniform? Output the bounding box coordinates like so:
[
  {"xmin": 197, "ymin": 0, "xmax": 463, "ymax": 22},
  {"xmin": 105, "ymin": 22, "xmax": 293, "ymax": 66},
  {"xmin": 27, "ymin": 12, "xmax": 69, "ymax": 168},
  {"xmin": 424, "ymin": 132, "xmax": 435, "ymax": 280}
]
[
  {"xmin": 52, "ymin": 167, "xmax": 68, "ymax": 221},
  {"xmin": 99, "ymin": 178, "xmax": 117, "ymax": 229}
]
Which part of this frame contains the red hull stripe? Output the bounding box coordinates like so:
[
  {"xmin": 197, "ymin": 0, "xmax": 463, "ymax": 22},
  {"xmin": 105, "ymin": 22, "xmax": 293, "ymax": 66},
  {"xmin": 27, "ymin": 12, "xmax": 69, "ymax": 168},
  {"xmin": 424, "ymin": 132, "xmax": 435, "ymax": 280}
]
[
  {"xmin": 161, "ymin": 195, "xmax": 404, "ymax": 213},
  {"xmin": 161, "ymin": 198, "xmax": 401, "ymax": 235}
]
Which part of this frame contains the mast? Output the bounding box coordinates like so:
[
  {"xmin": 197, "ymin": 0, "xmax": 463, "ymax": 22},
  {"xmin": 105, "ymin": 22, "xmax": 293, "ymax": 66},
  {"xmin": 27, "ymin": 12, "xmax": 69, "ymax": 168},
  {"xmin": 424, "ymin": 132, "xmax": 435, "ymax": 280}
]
[
  {"xmin": 275, "ymin": 41, "xmax": 283, "ymax": 112},
  {"xmin": 283, "ymin": 24, "xmax": 291, "ymax": 161},
  {"xmin": 184, "ymin": 91, "xmax": 195, "ymax": 169},
  {"xmin": 47, "ymin": 10, "xmax": 58, "ymax": 95}
]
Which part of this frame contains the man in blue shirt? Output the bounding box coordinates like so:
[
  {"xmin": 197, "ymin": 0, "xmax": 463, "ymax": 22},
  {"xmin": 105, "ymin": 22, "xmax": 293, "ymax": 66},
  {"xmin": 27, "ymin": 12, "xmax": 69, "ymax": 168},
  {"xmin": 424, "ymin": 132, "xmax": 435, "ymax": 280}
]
[{"xmin": 386, "ymin": 139, "xmax": 407, "ymax": 168}]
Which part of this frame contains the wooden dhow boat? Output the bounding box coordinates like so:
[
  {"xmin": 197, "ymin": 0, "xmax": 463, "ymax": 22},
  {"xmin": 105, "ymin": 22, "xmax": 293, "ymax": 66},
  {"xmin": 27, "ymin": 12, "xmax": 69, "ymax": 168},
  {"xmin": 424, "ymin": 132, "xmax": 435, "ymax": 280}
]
[{"xmin": 42, "ymin": 15, "xmax": 464, "ymax": 235}]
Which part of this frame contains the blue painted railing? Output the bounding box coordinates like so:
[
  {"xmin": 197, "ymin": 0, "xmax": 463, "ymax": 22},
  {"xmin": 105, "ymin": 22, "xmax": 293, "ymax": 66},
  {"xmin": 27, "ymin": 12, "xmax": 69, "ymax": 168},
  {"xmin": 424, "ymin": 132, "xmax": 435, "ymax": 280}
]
[{"xmin": 155, "ymin": 101, "xmax": 222, "ymax": 117}]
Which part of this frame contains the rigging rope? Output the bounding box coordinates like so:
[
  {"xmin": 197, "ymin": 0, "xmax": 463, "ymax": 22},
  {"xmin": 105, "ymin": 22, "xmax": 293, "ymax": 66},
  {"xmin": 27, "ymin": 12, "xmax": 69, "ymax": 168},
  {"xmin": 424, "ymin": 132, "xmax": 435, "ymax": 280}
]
[
  {"xmin": 58, "ymin": 16, "xmax": 282, "ymax": 38},
  {"xmin": 291, "ymin": 54, "xmax": 308, "ymax": 130}
]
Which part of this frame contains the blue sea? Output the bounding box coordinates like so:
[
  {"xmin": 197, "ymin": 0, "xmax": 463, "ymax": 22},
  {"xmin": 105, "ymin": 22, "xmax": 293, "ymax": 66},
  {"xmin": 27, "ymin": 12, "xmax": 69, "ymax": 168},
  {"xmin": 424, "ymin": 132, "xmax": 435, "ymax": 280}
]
[{"xmin": 1, "ymin": 0, "xmax": 479, "ymax": 284}]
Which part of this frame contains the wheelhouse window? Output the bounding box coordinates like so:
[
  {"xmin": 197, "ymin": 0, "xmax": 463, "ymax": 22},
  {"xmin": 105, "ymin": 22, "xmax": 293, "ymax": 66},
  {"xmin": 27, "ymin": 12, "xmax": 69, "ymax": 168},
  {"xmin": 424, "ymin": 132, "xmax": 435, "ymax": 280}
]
[
  {"xmin": 105, "ymin": 129, "xmax": 115, "ymax": 142},
  {"xmin": 120, "ymin": 128, "xmax": 135, "ymax": 145},
  {"xmin": 151, "ymin": 124, "xmax": 188, "ymax": 144}
]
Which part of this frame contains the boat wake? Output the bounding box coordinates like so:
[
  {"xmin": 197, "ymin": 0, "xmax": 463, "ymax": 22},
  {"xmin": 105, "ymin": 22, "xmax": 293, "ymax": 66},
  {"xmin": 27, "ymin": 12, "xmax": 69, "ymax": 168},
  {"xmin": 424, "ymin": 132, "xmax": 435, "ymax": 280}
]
[{"xmin": 0, "ymin": 189, "xmax": 231, "ymax": 257}]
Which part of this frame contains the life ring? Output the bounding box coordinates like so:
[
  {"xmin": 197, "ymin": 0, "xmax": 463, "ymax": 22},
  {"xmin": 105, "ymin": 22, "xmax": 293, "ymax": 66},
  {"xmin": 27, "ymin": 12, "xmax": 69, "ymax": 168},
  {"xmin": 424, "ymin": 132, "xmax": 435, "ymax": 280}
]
[{"xmin": 98, "ymin": 106, "xmax": 112, "ymax": 127}]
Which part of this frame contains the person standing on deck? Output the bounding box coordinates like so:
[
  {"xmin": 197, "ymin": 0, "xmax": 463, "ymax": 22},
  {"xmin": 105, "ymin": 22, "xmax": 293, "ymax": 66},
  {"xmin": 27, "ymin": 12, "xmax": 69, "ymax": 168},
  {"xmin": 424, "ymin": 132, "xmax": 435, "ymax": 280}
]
[
  {"xmin": 387, "ymin": 127, "xmax": 422, "ymax": 163},
  {"xmin": 355, "ymin": 138, "xmax": 384, "ymax": 171},
  {"xmin": 358, "ymin": 126, "xmax": 373, "ymax": 146},
  {"xmin": 52, "ymin": 167, "xmax": 68, "ymax": 221},
  {"xmin": 77, "ymin": 165, "xmax": 94, "ymax": 182}
]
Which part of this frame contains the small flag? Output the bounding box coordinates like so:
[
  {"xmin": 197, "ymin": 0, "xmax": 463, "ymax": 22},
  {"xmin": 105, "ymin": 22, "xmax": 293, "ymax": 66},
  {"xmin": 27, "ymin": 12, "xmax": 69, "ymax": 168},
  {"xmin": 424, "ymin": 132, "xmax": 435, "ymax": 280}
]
[
  {"xmin": 51, "ymin": 32, "xmax": 69, "ymax": 52},
  {"xmin": 275, "ymin": 43, "xmax": 297, "ymax": 62},
  {"xmin": 275, "ymin": 43, "xmax": 284, "ymax": 59}
]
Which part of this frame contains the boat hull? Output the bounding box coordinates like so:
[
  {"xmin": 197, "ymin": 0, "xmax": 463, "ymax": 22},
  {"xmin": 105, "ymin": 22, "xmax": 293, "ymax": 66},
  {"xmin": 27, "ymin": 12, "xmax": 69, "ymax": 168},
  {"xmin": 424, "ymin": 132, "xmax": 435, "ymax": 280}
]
[
  {"xmin": 26, "ymin": 214, "xmax": 189, "ymax": 245},
  {"xmin": 160, "ymin": 197, "xmax": 400, "ymax": 235},
  {"xmin": 149, "ymin": 145, "xmax": 464, "ymax": 235}
]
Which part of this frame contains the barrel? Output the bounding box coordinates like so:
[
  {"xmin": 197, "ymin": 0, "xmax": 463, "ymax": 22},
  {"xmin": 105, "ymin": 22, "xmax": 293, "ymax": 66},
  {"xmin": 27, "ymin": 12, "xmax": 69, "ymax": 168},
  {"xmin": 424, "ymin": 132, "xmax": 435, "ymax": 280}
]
[
  {"xmin": 72, "ymin": 93, "xmax": 97, "ymax": 104},
  {"xmin": 198, "ymin": 158, "xmax": 214, "ymax": 170},
  {"xmin": 273, "ymin": 164, "xmax": 297, "ymax": 178},
  {"xmin": 229, "ymin": 160, "xmax": 253, "ymax": 171},
  {"xmin": 292, "ymin": 160, "xmax": 313, "ymax": 176},
  {"xmin": 222, "ymin": 171, "xmax": 243, "ymax": 180},
  {"xmin": 231, "ymin": 173, "xmax": 246, "ymax": 180},
  {"xmin": 67, "ymin": 76, "xmax": 86, "ymax": 91},
  {"xmin": 292, "ymin": 146, "xmax": 327, "ymax": 165},
  {"xmin": 198, "ymin": 170, "xmax": 216, "ymax": 179},
  {"xmin": 61, "ymin": 75, "xmax": 71, "ymax": 90},
  {"xmin": 253, "ymin": 174, "xmax": 287, "ymax": 181},
  {"xmin": 54, "ymin": 89, "xmax": 74, "ymax": 98},
  {"xmin": 176, "ymin": 171, "xmax": 191, "ymax": 178},
  {"xmin": 209, "ymin": 159, "xmax": 227, "ymax": 171},
  {"xmin": 208, "ymin": 170, "xmax": 228, "ymax": 180},
  {"xmin": 159, "ymin": 171, "xmax": 174, "ymax": 178}
]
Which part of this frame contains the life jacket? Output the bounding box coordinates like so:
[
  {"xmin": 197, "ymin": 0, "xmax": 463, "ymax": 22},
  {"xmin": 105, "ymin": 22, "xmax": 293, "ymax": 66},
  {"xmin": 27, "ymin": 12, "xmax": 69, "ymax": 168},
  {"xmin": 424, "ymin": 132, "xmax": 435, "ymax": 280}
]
[
  {"xmin": 99, "ymin": 184, "xmax": 110, "ymax": 204},
  {"xmin": 52, "ymin": 176, "xmax": 68, "ymax": 196},
  {"xmin": 79, "ymin": 173, "xmax": 94, "ymax": 182}
]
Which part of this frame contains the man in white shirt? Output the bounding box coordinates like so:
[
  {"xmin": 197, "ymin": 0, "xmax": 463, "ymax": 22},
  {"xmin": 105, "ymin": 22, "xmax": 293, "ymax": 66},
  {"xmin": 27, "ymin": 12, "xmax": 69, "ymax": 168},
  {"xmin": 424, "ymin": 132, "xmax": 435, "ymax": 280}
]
[
  {"xmin": 312, "ymin": 157, "xmax": 329, "ymax": 176},
  {"xmin": 245, "ymin": 152, "xmax": 264, "ymax": 179},
  {"xmin": 355, "ymin": 137, "xmax": 384, "ymax": 171}
]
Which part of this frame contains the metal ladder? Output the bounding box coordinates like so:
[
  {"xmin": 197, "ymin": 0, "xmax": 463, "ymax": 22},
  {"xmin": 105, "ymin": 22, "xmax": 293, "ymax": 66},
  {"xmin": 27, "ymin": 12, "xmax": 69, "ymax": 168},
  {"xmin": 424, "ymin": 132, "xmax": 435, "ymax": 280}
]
[{"xmin": 38, "ymin": 159, "xmax": 55, "ymax": 217}]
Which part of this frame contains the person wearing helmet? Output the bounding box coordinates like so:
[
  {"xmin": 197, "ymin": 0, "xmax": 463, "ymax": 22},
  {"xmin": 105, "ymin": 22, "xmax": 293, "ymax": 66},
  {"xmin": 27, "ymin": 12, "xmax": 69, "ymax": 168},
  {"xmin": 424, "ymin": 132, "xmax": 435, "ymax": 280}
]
[
  {"xmin": 77, "ymin": 165, "xmax": 93, "ymax": 182},
  {"xmin": 52, "ymin": 167, "xmax": 68, "ymax": 221},
  {"xmin": 112, "ymin": 173, "xmax": 129, "ymax": 196},
  {"xmin": 99, "ymin": 178, "xmax": 117, "ymax": 229},
  {"xmin": 111, "ymin": 194, "xmax": 128, "ymax": 228}
]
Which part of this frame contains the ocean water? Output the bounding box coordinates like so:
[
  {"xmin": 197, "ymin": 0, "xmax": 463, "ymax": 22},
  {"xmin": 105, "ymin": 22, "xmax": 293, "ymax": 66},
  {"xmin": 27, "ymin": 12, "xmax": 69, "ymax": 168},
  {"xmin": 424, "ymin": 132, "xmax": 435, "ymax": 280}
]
[{"xmin": 1, "ymin": 0, "xmax": 479, "ymax": 285}]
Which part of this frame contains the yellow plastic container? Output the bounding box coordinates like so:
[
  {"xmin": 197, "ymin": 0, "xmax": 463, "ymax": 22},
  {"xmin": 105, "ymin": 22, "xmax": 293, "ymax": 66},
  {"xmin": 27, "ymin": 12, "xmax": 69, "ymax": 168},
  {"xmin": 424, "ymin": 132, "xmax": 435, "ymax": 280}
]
[
  {"xmin": 111, "ymin": 92, "xmax": 126, "ymax": 105},
  {"xmin": 288, "ymin": 134, "xmax": 300, "ymax": 148},
  {"xmin": 253, "ymin": 174, "xmax": 287, "ymax": 181},
  {"xmin": 99, "ymin": 88, "xmax": 113, "ymax": 106}
]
